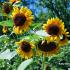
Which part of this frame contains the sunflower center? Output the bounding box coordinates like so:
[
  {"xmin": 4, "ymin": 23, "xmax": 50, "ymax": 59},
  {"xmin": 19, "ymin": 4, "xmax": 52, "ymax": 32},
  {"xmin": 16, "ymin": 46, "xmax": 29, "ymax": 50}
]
[
  {"xmin": 60, "ymin": 34, "xmax": 66, "ymax": 41},
  {"xmin": 38, "ymin": 40, "xmax": 48, "ymax": 52},
  {"xmin": 38, "ymin": 40, "xmax": 57, "ymax": 52},
  {"xmin": 21, "ymin": 42, "xmax": 31, "ymax": 52},
  {"xmin": 46, "ymin": 42, "xmax": 57, "ymax": 51},
  {"xmin": 3, "ymin": 3, "xmax": 11, "ymax": 14},
  {"xmin": 48, "ymin": 25, "xmax": 59, "ymax": 35},
  {"xmin": 14, "ymin": 14, "xmax": 26, "ymax": 26}
]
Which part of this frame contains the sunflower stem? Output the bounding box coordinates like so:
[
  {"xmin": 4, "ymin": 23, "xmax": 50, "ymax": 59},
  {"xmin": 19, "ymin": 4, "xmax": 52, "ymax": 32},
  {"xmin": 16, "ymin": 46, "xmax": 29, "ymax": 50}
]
[
  {"xmin": 42, "ymin": 54, "xmax": 46, "ymax": 70},
  {"xmin": 32, "ymin": 48, "xmax": 37, "ymax": 70}
]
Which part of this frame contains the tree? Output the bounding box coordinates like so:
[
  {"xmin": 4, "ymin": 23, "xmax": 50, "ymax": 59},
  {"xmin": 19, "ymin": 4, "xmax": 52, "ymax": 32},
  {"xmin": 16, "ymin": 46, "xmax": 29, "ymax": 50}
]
[{"xmin": 37, "ymin": 0, "xmax": 70, "ymax": 31}]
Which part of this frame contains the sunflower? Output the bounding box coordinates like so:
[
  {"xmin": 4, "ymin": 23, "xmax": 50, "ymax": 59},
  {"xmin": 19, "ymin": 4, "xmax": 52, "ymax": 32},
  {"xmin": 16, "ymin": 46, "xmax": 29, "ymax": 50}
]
[
  {"xmin": 43, "ymin": 18, "xmax": 65, "ymax": 36},
  {"xmin": 2, "ymin": 26, "xmax": 8, "ymax": 33},
  {"xmin": 12, "ymin": 6, "xmax": 34, "ymax": 34},
  {"xmin": 2, "ymin": 2, "xmax": 12, "ymax": 15},
  {"xmin": 37, "ymin": 39, "xmax": 60, "ymax": 56},
  {"xmin": 59, "ymin": 29, "xmax": 69, "ymax": 46},
  {"xmin": 16, "ymin": 40, "xmax": 35, "ymax": 59}
]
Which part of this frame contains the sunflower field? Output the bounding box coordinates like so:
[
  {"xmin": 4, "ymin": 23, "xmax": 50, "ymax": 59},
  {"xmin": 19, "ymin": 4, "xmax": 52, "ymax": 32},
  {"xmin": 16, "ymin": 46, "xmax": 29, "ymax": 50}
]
[{"xmin": 0, "ymin": 0, "xmax": 70, "ymax": 70}]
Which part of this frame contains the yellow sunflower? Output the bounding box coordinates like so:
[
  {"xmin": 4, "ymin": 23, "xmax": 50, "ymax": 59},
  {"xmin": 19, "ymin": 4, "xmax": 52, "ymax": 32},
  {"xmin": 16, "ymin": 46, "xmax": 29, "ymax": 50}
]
[
  {"xmin": 12, "ymin": 6, "xmax": 34, "ymax": 34},
  {"xmin": 2, "ymin": 2, "xmax": 12, "ymax": 15},
  {"xmin": 2, "ymin": 26, "xmax": 8, "ymax": 33},
  {"xmin": 43, "ymin": 18, "xmax": 65, "ymax": 36},
  {"xmin": 16, "ymin": 40, "xmax": 35, "ymax": 59},
  {"xmin": 37, "ymin": 39, "xmax": 60, "ymax": 56},
  {"xmin": 59, "ymin": 29, "xmax": 69, "ymax": 46}
]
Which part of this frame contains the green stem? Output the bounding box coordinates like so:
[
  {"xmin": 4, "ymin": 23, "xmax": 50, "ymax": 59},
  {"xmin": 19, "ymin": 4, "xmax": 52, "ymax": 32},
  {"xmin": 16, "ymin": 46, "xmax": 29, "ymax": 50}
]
[
  {"xmin": 32, "ymin": 48, "xmax": 37, "ymax": 70},
  {"xmin": 42, "ymin": 54, "xmax": 46, "ymax": 70}
]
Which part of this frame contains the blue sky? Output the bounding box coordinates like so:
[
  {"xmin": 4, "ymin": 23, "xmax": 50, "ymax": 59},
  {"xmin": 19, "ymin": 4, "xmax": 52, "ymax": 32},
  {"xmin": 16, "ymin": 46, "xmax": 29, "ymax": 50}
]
[{"xmin": 22, "ymin": 0, "xmax": 47, "ymax": 17}]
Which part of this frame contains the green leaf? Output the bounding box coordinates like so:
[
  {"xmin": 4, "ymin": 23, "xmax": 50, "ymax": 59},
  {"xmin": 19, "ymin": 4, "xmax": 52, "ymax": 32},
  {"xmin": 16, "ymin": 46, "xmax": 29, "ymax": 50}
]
[
  {"xmin": 0, "ymin": 19, "xmax": 13, "ymax": 27},
  {"xmin": 0, "ymin": 35, "xmax": 9, "ymax": 42},
  {"xmin": 17, "ymin": 58, "xmax": 33, "ymax": 70}
]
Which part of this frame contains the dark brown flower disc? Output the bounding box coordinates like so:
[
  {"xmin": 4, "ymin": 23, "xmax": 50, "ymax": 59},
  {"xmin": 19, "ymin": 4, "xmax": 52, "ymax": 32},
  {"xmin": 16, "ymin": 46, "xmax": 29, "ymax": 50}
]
[
  {"xmin": 37, "ymin": 40, "xmax": 48, "ymax": 52},
  {"xmin": 37, "ymin": 40, "xmax": 57, "ymax": 52},
  {"xmin": 46, "ymin": 42, "xmax": 57, "ymax": 51},
  {"xmin": 47, "ymin": 25, "xmax": 59, "ymax": 35},
  {"xmin": 2, "ymin": 2, "xmax": 12, "ymax": 14},
  {"xmin": 21, "ymin": 41, "xmax": 31, "ymax": 52},
  {"xmin": 14, "ymin": 14, "xmax": 26, "ymax": 26}
]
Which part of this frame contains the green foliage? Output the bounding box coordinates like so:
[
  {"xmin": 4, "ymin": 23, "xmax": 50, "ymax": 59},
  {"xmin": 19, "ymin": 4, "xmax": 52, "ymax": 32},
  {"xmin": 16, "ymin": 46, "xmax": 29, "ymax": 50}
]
[{"xmin": 0, "ymin": 19, "xmax": 13, "ymax": 27}]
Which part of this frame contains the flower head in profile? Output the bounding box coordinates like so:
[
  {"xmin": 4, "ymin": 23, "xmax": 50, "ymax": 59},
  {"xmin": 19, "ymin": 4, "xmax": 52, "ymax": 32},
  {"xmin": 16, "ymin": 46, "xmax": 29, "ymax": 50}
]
[
  {"xmin": 12, "ymin": 6, "xmax": 34, "ymax": 34},
  {"xmin": 16, "ymin": 40, "xmax": 35, "ymax": 59},
  {"xmin": 59, "ymin": 29, "xmax": 69, "ymax": 46}
]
